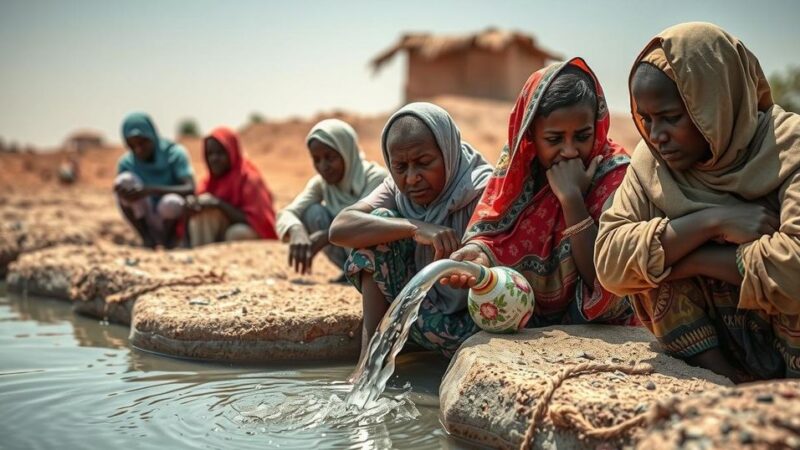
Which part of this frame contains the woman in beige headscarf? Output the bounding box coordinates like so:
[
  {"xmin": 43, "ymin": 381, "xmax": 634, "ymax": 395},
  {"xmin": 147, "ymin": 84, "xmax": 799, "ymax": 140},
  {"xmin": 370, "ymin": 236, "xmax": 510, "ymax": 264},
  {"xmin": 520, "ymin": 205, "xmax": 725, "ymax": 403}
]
[
  {"xmin": 277, "ymin": 119, "xmax": 388, "ymax": 280},
  {"xmin": 595, "ymin": 22, "xmax": 800, "ymax": 381}
]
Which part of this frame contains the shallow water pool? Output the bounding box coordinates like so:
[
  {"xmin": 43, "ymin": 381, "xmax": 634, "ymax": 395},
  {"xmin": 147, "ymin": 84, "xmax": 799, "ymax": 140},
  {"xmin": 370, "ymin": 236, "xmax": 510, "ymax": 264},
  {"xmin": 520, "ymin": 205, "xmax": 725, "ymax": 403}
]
[{"xmin": 0, "ymin": 283, "xmax": 475, "ymax": 449}]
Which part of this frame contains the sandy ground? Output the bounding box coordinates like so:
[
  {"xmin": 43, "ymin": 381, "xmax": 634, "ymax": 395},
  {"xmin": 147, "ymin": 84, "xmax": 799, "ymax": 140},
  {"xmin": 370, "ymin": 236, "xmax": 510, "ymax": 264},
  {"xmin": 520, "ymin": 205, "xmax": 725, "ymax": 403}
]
[{"xmin": 0, "ymin": 96, "xmax": 642, "ymax": 210}]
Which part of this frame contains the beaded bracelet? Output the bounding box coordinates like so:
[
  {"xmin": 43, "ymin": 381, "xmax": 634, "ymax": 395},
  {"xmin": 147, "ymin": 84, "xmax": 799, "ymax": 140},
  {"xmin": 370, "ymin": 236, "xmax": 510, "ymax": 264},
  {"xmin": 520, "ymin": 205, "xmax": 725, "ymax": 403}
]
[{"xmin": 562, "ymin": 217, "xmax": 595, "ymax": 239}]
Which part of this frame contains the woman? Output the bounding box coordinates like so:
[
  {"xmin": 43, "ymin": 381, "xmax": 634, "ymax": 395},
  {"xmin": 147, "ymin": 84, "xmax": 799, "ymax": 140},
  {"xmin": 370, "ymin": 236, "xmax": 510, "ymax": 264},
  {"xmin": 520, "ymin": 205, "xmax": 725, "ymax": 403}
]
[
  {"xmin": 277, "ymin": 119, "xmax": 387, "ymax": 279},
  {"xmin": 446, "ymin": 59, "xmax": 636, "ymax": 327},
  {"xmin": 329, "ymin": 102, "xmax": 493, "ymax": 360},
  {"xmin": 187, "ymin": 126, "xmax": 278, "ymax": 246},
  {"xmin": 595, "ymin": 22, "xmax": 800, "ymax": 380},
  {"xmin": 115, "ymin": 112, "xmax": 195, "ymax": 248}
]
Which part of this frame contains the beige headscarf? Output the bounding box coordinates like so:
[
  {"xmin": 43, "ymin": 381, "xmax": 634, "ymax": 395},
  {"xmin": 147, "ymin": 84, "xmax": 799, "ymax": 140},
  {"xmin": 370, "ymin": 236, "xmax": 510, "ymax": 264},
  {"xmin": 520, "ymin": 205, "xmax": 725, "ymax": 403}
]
[{"xmin": 626, "ymin": 22, "xmax": 800, "ymax": 313}]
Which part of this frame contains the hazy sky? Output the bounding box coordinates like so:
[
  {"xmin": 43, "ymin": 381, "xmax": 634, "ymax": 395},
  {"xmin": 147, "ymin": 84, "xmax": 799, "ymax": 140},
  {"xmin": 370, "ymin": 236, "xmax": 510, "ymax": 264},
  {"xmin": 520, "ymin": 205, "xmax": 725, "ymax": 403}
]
[{"xmin": 1, "ymin": 0, "xmax": 798, "ymax": 148}]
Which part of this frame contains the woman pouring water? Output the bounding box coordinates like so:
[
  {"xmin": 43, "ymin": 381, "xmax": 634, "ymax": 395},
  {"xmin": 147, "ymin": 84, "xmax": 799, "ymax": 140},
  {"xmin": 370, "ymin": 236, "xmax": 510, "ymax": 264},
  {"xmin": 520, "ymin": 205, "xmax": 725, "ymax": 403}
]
[{"xmin": 329, "ymin": 102, "xmax": 493, "ymax": 372}]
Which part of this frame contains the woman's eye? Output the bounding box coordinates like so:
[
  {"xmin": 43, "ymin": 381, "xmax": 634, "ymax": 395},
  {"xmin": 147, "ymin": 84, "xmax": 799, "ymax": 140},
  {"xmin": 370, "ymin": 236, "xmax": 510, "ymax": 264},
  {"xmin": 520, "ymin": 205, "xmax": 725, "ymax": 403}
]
[
  {"xmin": 545, "ymin": 137, "xmax": 561, "ymax": 144},
  {"xmin": 665, "ymin": 114, "xmax": 682, "ymax": 124},
  {"xmin": 576, "ymin": 133, "xmax": 591, "ymax": 142},
  {"xmin": 639, "ymin": 115, "xmax": 652, "ymax": 124}
]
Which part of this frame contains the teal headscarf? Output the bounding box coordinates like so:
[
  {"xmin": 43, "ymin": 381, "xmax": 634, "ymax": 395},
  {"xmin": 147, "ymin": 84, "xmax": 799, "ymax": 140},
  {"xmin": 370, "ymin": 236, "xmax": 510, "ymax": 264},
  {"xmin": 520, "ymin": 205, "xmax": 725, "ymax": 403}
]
[{"xmin": 117, "ymin": 112, "xmax": 194, "ymax": 186}]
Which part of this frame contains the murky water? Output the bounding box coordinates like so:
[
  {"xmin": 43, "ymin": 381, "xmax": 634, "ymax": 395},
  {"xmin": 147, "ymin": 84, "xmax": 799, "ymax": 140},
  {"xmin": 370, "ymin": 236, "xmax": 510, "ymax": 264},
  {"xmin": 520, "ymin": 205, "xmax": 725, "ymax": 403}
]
[{"xmin": 0, "ymin": 283, "xmax": 476, "ymax": 449}]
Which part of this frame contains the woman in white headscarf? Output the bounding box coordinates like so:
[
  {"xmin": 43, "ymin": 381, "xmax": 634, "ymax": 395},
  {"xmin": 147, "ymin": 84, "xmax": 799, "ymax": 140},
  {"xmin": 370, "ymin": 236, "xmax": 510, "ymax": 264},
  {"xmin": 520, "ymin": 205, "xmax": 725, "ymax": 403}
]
[
  {"xmin": 330, "ymin": 102, "xmax": 493, "ymax": 363},
  {"xmin": 277, "ymin": 119, "xmax": 388, "ymax": 280}
]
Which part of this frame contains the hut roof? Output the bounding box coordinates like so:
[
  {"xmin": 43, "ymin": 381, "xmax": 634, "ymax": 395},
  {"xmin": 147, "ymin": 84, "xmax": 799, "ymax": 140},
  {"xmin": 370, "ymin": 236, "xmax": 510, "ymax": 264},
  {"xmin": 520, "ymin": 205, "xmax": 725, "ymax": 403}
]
[
  {"xmin": 371, "ymin": 28, "xmax": 562, "ymax": 72},
  {"xmin": 66, "ymin": 129, "xmax": 104, "ymax": 141}
]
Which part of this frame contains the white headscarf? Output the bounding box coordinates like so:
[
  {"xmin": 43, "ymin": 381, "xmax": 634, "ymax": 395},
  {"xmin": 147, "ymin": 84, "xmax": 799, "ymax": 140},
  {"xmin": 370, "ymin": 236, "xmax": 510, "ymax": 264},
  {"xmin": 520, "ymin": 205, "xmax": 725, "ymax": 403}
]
[{"xmin": 306, "ymin": 119, "xmax": 387, "ymax": 215}]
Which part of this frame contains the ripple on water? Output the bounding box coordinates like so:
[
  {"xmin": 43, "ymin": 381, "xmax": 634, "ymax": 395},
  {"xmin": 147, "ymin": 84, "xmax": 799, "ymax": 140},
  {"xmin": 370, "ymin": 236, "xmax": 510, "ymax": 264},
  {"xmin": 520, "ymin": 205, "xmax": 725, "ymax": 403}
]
[
  {"xmin": 105, "ymin": 372, "xmax": 439, "ymax": 449},
  {"xmin": 0, "ymin": 288, "xmax": 453, "ymax": 449}
]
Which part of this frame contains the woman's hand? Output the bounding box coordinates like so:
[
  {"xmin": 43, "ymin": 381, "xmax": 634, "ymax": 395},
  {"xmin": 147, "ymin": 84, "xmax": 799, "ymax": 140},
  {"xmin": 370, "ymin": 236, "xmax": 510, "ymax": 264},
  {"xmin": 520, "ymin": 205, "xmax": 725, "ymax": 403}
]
[
  {"xmin": 115, "ymin": 183, "xmax": 149, "ymax": 201},
  {"xmin": 196, "ymin": 192, "xmax": 220, "ymax": 208},
  {"xmin": 288, "ymin": 225, "xmax": 313, "ymax": 274},
  {"xmin": 308, "ymin": 230, "xmax": 329, "ymax": 257},
  {"xmin": 412, "ymin": 222, "xmax": 460, "ymax": 260},
  {"xmin": 546, "ymin": 156, "xmax": 601, "ymax": 203},
  {"xmin": 440, "ymin": 243, "xmax": 491, "ymax": 289},
  {"xmin": 713, "ymin": 204, "xmax": 780, "ymax": 244}
]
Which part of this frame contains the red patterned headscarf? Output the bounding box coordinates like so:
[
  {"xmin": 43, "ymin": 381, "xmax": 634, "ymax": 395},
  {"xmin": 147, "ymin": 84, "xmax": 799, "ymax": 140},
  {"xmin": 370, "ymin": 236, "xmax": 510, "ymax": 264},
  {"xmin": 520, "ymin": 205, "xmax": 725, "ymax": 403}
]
[
  {"xmin": 198, "ymin": 127, "xmax": 278, "ymax": 239},
  {"xmin": 463, "ymin": 58, "xmax": 634, "ymax": 325}
]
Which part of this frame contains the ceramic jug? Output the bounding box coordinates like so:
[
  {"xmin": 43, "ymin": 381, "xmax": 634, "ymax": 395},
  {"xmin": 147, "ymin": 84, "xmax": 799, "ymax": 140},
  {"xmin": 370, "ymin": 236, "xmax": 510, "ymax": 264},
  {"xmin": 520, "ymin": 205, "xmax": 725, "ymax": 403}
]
[{"xmin": 466, "ymin": 264, "xmax": 534, "ymax": 333}]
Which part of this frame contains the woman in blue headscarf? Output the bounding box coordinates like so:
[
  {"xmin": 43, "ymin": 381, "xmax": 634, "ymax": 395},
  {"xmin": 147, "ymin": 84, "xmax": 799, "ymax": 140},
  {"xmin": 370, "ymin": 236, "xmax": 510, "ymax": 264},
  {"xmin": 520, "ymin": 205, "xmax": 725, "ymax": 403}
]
[{"xmin": 114, "ymin": 112, "xmax": 195, "ymax": 248}]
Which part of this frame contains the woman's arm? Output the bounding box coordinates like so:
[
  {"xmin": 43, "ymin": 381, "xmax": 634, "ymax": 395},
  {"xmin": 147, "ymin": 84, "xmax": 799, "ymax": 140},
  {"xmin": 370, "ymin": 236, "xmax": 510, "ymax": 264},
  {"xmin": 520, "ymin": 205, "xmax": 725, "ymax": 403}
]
[
  {"xmin": 659, "ymin": 209, "xmax": 721, "ymax": 266},
  {"xmin": 559, "ymin": 192, "xmax": 599, "ymax": 288},
  {"xmin": 276, "ymin": 177, "xmax": 324, "ymax": 242},
  {"xmin": 666, "ymin": 244, "xmax": 743, "ymax": 285},
  {"xmin": 329, "ymin": 202, "xmax": 417, "ymax": 249},
  {"xmin": 595, "ymin": 169, "xmax": 671, "ymax": 295},
  {"xmin": 214, "ymin": 198, "xmax": 248, "ymax": 224},
  {"xmin": 737, "ymin": 171, "xmax": 800, "ymax": 314},
  {"xmin": 330, "ymin": 202, "xmax": 462, "ymax": 260},
  {"xmin": 144, "ymin": 176, "xmax": 195, "ymax": 197}
]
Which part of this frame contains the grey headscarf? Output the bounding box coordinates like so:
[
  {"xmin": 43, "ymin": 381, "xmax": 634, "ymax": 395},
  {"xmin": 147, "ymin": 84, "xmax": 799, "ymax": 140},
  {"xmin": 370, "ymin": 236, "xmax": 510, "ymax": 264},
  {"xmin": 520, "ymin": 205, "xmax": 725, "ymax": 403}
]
[{"xmin": 381, "ymin": 102, "xmax": 493, "ymax": 313}]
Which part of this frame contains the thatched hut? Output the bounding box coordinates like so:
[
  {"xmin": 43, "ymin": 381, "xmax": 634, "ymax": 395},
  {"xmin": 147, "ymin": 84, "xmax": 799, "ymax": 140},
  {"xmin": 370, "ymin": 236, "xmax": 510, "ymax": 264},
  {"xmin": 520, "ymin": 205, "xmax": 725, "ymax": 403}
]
[{"xmin": 372, "ymin": 28, "xmax": 561, "ymax": 102}]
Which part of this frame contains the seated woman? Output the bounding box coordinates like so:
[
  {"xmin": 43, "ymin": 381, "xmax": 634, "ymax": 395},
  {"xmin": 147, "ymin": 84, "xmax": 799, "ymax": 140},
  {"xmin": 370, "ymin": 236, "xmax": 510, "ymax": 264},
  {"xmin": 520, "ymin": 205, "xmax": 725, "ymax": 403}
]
[
  {"xmin": 444, "ymin": 59, "xmax": 636, "ymax": 327},
  {"xmin": 595, "ymin": 23, "xmax": 800, "ymax": 381},
  {"xmin": 329, "ymin": 102, "xmax": 493, "ymax": 362},
  {"xmin": 187, "ymin": 126, "xmax": 278, "ymax": 246},
  {"xmin": 115, "ymin": 112, "xmax": 195, "ymax": 248},
  {"xmin": 277, "ymin": 119, "xmax": 387, "ymax": 279}
]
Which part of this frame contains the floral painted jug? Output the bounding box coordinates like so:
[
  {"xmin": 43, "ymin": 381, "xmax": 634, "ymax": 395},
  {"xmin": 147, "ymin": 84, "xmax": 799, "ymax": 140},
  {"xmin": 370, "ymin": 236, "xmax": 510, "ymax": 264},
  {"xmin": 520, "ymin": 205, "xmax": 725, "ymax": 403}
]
[{"xmin": 467, "ymin": 265, "xmax": 534, "ymax": 333}]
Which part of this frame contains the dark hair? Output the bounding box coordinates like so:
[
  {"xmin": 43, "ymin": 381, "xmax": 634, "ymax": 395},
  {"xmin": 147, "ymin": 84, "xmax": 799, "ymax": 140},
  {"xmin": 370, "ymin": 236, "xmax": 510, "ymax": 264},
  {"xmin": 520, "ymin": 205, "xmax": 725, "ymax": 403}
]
[{"xmin": 538, "ymin": 65, "xmax": 597, "ymax": 117}]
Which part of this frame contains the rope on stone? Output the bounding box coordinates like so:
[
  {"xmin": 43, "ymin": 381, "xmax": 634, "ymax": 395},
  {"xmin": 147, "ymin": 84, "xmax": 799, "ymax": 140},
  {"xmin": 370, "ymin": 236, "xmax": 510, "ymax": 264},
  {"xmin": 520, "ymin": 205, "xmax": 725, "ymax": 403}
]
[{"xmin": 518, "ymin": 362, "xmax": 654, "ymax": 450}]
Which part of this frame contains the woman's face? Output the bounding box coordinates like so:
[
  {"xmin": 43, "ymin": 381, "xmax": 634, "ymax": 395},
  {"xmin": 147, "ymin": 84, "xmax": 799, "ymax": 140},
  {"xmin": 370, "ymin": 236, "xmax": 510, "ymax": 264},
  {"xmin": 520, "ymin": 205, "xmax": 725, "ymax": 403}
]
[
  {"xmin": 205, "ymin": 137, "xmax": 231, "ymax": 178},
  {"xmin": 386, "ymin": 117, "xmax": 446, "ymax": 207},
  {"xmin": 308, "ymin": 139, "xmax": 345, "ymax": 185},
  {"xmin": 529, "ymin": 102, "xmax": 596, "ymax": 169},
  {"xmin": 631, "ymin": 64, "xmax": 711, "ymax": 172},
  {"xmin": 126, "ymin": 136, "xmax": 155, "ymax": 162}
]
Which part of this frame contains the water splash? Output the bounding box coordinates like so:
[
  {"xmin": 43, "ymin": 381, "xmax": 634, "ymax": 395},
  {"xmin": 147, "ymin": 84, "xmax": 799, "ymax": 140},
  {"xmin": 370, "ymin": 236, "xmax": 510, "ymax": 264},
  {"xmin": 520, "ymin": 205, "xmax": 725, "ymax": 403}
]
[
  {"xmin": 233, "ymin": 381, "xmax": 419, "ymax": 431},
  {"xmin": 346, "ymin": 260, "xmax": 482, "ymax": 408},
  {"xmin": 240, "ymin": 260, "xmax": 480, "ymax": 430}
]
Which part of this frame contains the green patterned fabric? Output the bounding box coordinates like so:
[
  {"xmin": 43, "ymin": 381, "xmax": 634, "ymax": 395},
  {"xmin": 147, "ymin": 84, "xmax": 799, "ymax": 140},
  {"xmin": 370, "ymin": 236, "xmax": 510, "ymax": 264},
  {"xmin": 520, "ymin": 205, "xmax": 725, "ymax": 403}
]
[{"xmin": 345, "ymin": 209, "xmax": 479, "ymax": 357}]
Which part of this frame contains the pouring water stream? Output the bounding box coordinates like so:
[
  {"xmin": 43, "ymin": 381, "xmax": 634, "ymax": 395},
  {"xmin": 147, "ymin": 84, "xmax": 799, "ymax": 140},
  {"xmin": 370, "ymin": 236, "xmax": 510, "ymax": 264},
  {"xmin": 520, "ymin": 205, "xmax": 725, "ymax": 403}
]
[{"xmin": 345, "ymin": 259, "xmax": 484, "ymax": 408}]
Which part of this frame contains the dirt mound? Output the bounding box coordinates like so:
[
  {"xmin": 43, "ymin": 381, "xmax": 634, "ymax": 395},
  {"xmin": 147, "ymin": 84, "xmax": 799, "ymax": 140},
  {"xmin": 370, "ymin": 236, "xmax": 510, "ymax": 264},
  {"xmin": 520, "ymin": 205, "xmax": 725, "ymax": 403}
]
[
  {"xmin": 0, "ymin": 190, "xmax": 137, "ymax": 276},
  {"xmin": 130, "ymin": 279, "xmax": 361, "ymax": 361},
  {"xmin": 440, "ymin": 326, "xmax": 731, "ymax": 450},
  {"xmin": 7, "ymin": 241, "xmax": 341, "ymax": 324},
  {"xmin": 1, "ymin": 96, "xmax": 641, "ymax": 205},
  {"xmin": 637, "ymin": 380, "xmax": 800, "ymax": 449}
]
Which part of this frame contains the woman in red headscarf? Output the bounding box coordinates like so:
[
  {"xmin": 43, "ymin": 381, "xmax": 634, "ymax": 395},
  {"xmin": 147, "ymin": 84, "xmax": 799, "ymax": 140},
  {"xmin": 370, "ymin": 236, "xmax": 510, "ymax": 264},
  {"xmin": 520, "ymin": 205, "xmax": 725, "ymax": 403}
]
[
  {"xmin": 187, "ymin": 126, "xmax": 278, "ymax": 246},
  {"xmin": 444, "ymin": 58, "xmax": 636, "ymax": 327}
]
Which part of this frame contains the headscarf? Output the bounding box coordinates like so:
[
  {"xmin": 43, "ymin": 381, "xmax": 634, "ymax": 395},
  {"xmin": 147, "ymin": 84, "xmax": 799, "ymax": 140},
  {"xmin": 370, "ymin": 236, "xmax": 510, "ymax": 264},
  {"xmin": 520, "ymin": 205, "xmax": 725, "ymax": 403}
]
[
  {"xmin": 306, "ymin": 119, "xmax": 388, "ymax": 215},
  {"xmin": 382, "ymin": 102, "xmax": 494, "ymax": 265},
  {"xmin": 464, "ymin": 58, "xmax": 633, "ymax": 324},
  {"xmin": 627, "ymin": 22, "xmax": 800, "ymax": 313},
  {"xmin": 197, "ymin": 127, "xmax": 278, "ymax": 239},
  {"xmin": 381, "ymin": 102, "xmax": 493, "ymax": 313},
  {"xmin": 119, "ymin": 112, "xmax": 193, "ymax": 186}
]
